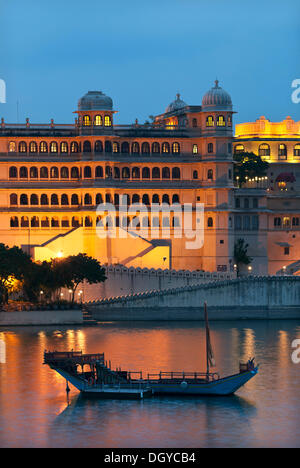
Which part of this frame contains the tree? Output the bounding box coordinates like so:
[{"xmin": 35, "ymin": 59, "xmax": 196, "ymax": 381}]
[
  {"xmin": 234, "ymin": 239, "xmax": 252, "ymax": 276},
  {"xmin": 234, "ymin": 151, "xmax": 269, "ymax": 187},
  {"xmin": 55, "ymin": 253, "xmax": 107, "ymax": 303},
  {"xmin": 22, "ymin": 261, "xmax": 63, "ymax": 302},
  {"xmin": 0, "ymin": 244, "xmax": 32, "ymax": 304}
]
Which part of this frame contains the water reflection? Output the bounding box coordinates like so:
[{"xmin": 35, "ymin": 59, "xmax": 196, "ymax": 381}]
[{"xmin": 0, "ymin": 320, "xmax": 299, "ymax": 447}]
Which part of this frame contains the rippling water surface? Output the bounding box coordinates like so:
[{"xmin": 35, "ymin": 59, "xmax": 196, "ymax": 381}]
[{"xmin": 0, "ymin": 320, "xmax": 299, "ymax": 448}]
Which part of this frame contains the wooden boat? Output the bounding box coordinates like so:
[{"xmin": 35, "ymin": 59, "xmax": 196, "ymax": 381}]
[{"xmin": 44, "ymin": 303, "xmax": 258, "ymax": 399}]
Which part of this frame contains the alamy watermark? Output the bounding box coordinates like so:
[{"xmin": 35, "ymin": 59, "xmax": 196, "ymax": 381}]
[
  {"xmin": 96, "ymin": 201, "xmax": 205, "ymax": 250},
  {"xmin": 291, "ymin": 339, "xmax": 300, "ymax": 364},
  {"xmin": 0, "ymin": 78, "xmax": 6, "ymax": 103},
  {"xmin": 291, "ymin": 79, "xmax": 300, "ymax": 104}
]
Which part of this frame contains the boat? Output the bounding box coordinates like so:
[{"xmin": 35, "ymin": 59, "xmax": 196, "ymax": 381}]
[{"xmin": 44, "ymin": 303, "xmax": 258, "ymax": 398}]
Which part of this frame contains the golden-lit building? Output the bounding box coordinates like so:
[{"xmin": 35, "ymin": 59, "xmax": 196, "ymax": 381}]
[{"xmin": 0, "ymin": 84, "xmax": 299, "ymax": 276}]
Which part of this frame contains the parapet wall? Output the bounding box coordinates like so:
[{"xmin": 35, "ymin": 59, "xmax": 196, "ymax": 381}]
[
  {"xmin": 87, "ymin": 276, "xmax": 300, "ymax": 321},
  {"xmin": 78, "ymin": 265, "xmax": 236, "ymax": 302}
]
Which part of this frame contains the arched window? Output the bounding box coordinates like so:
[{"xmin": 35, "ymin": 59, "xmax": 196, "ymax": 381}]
[
  {"xmin": 193, "ymin": 170, "xmax": 198, "ymax": 179},
  {"xmin": 19, "ymin": 141, "xmax": 27, "ymax": 153},
  {"xmin": 294, "ymin": 144, "xmax": 300, "ymax": 157},
  {"xmin": 132, "ymin": 194, "xmax": 140, "ymax": 204},
  {"xmin": 105, "ymin": 166, "xmax": 112, "ymax": 178},
  {"xmin": 60, "ymin": 142, "xmax": 68, "ymax": 153},
  {"xmin": 62, "ymin": 217, "xmax": 70, "ymax": 228},
  {"xmin": 132, "ymin": 167, "xmax": 140, "ymax": 179},
  {"xmin": 85, "ymin": 216, "xmax": 93, "ymax": 227},
  {"xmin": 9, "ymin": 167, "xmax": 17, "ymax": 178},
  {"xmin": 172, "ymin": 142, "xmax": 180, "ymax": 154},
  {"xmin": 278, "ymin": 144, "xmax": 287, "ymax": 159},
  {"xmin": 95, "ymin": 166, "xmax": 103, "ymax": 178},
  {"xmin": 274, "ymin": 217, "xmax": 281, "ymax": 227},
  {"xmin": 104, "ymin": 115, "xmax": 111, "ymax": 127},
  {"xmin": 152, "ymin": 167, "xmax": 160, "ymax": 179},
  {"xmin": 114, "ymin": 167, "xmax": 120, "ymax": 179},
  {"xmin": 121, "ymin": 142, "xmax": 130, "ymax": 153},
  {"xmin": 206, "ymin": 116, "xmax": 214, "ymax": 127},
  {"xmin": 83, "ymin": 115, "xmax": 91, "ymax": 126},
  {"xmin": 10, "ymin": 194, "xmax": 18, "ymax": 205},
  {"xmin": 20, "ymin": 167, "xmax": 28, "ymax": 178},
  {"xmin": 84, "ymin": 166, "xmax": 92, "ymax": 178},
  {"xmin": 132, "ymin": 142, "xmax": 140, "ymax": 154},
  {"xmin": 50, "ymin": 141, "xmax": 58, "ymax": 153},
  {"xmin": 259, "ymin": 144, "xmax": 270, "ymax": 157},
  {"xmin": 41, "ymin": 194, "xmax": 49, "ymax": 206},
  {"xmin": 71, "ymin": 194, "xmax": 79, "ymax": 205},
  {"xmin": 71, "ymin": 167, "xmax": 79, "ymax": 178},
  {"xmin": 83, "ymin": 141, "xmax": 91, "ymax": 153},
  {"xmin": 51, "ymin": 194, "xmax": 59, "ymax": 205},
  {"xmin": 193, "ymin": 144, "xmax": 198, "ymax": 155},
  {"xmin": 217, "ymin": 115, "xmax": 226, "ymax": 127},
  {"xmin": 244, "ymin": 198, "xmax": 249, "ymax": 209},
  {"xmin": 162, "ymin": 194, "xmax": 170, "ymax": 204},
  {"xmin": 162, "ymin": 142, "xmax": 170, "ymax": 153},
  {"xmin": 84, "ymin": 194, "xmax": 92, "ymax": 205},
  {"xmin": 207, "ymin": 217, "xmax": 213, "ymax": 227},
  {"xmin": 105, "ymin": 141, "xmax": 112, "ymax": 153},
  {"xmin": 142, "ymin": 167, "xmax": 150, "ymax": 179},
  {"xmin": 30, "ymin": 167, "xmax": 38, "ymax": 178},
  {"xmin": 96, "ymin": 193, "xmax": 103, "ymax": 204},
  {"xmin": 61, "ymin": 194, "xmax": 69, "ymax": 205},
  {"xmin": 292, "ymin": 217, "xmax": 300, "ymax": 226},
  {"xmin": 172, "ymin": 167, "xmax": 180, "ymax": 179},
  {"xmin": 40, "ymin": 167, "xmax": 48, "ymax": 178},
  {"xmin": 31, "ymin": 216, "xmax": 39, "ymax": 228},
  {"xmin": 95, "ymin": 141, "xmax": 103, "ymax": 153},
  {"xmin": 234, "ymin": 144, "xmax": 245, "ymax": 154},
  {"xmin": 10, "ymin": 217, "xmax": 19, "ymax": 228},
  {"xmin": 105, "ymin": 193, "xmax": 112, "ymax": 203},
  {"xmin": 51, "ymin": 217, "xmax": 59, "ymax": 228},
  {"xmin": 94, "ymin": 115, "xmax": 102, "ymax": 126},
  {"xmin": 152, "ymin": 142, "xmax": 160, "ymax": 153},
  {"xmin": 142, "ymin": 142, "xmax": 150, "ymax": 154},
  {"xmin": 208, "ymin": 143, "xmax": 213, "ymax": 153},
  {"xmin": 227, "ymin": 115, "xmax": 232, "ymax": 126},
  {"xmin": 20, "ymin": 194, "xmax": 28, "ymax": 205},
  {"xmin": 30, "ymin": 194, "xmax": 38, "ymax": 205},
  {"xmin": 162, "ymin": 167, "xmax": 170, "ymax": 179},
  {"xmin": 9, "ymin": 142, "xmax": 16, "ymax": 152},
  {"xmin": 61, "ymin": 167, "xmax": 69, "ymax": 179},
  {"xmin": 172, "ymin": 194, "xmax": 180, "ymax": 204},
  {"xmin": 21, "ymin": 217, "xmax": 29, "ymax": 228},
  {"xmin": 192, "ymin": 118, "xmax": 197, "ymax": 128},
  {"xmin": 142, "ymin": 194, "xmax": 150, "ymax": 205},
  {"xmin": 71, "ymin": 141, "xmax": 78, "ymax": 153},
  {"xmin": 235, "ymin": 198, "xmax": 240, "ymax": 208},
  {"xmin": 122, "ymin": 167, "xmax": 130, "ymax": 179},
  {"xmin": 114, "ymin": 194, "xmax": 119, "ymax": 205},
  {"xmin": 152, "ymin": 194, "xmax": 159, "ymax": 204},
  {"xmin": 40, "ymin": 141, "xmax": 48, "ymax": 153},
  {"xmin": 112, "ymin": 142, "xmax": 120, "ymax": 153},
  {"xmin": 29, "ymin": 141, "xmax": 37, "ymax": 153},
  {"xmin": 207, "ymin": 169, "xmax": 213, "ymax": 180},
  {"xmin": 50, "ymin": 167, "xmax": 59, "ymax": 179}
]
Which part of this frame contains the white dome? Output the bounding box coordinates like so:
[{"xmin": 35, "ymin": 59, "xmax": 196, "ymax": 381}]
[
  {"xmin": 165, "ymin": 93, "xmax": 187, "ymax": 113},
  {"xmin": 202, "ymin": 80, "xmax": 232, "ymax": 111},
  {"xmin": 78, "ymin": 91, "xmax": 113, "ymax": 111}
]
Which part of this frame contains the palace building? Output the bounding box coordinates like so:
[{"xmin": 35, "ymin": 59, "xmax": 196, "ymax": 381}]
[{"xmin": 0, "ymin": 82, "xmax": 299, "ymax": 276}]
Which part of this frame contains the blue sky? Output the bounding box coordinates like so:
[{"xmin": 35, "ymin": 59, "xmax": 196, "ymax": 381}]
[{"xmin": 0, "ymin": 0, "xmax": 299, "ymax": 126}]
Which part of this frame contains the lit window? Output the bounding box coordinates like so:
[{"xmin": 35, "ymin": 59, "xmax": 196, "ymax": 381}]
[
  {"xmin": 227, "ymin": 115, "xmax": 232, "ymax": 126},
  {"xmin": 40, "ymin": 141, "xmax": 48, "ymax": 153},
  {"xmin": 50, "ymin": 141, "xmax": 58, "ymax": 153},
  {"xmin": 283, "ymin": 217, "xmax": 291, "ymax": 228},
  {"xmin": 259, "ymin": 144, "xmax": 270, "ymax": 157},
  {"xmin": 162, "ymin": 142, "xmax": 170, "ymax": 153},
  {"xmin": 94, "ymin": 115, "xmax": 102, "ymax": 126},
  {"xmin": 172, "ymin": 142, "xmax": 180, "ymax": 154},
  {"xmin": 112, "ymin": 142, "xmax": 119, "ymax": 153},
  {"xmin": 19, "ymin": 141, "xmax": 27, "ymax": 153},
  {"xmin": 206, "ymin": 116, "xmax": 214, "ymax": 127},
  {"xmin": 294, "ymin": 144, "xmax": 300, "ymax": 157},
  {"xmin": 217, "ymin": 115, "xmax": 226, "ymax": 127},
  {"xmin": 278, "ymin": 144, "xmax": 287, "ymax": 159},
  {"xmin": 234, "ymin": 144, "xmax": 245, "ymax": 154},
  {"xmin": 60, "ymin": 142, "xmax": 68, "ymax": 153},
  {"xmin": 83, "ymin": 115, "xmax": 91, "ymax": 127},
  {"xmin": 29, "ymin": 142, "xmax": 37, "ymax": 153},
  {"xmin": 9, "ymin": 142, "xmax": 16, "ymax": 152},
  {"xmin": 193, "ymin": 144, "xmax": 198, "ymax": 154},
  {"xmin": 104, "ymin": 115, "xmax": 111, "ymax": 127}
]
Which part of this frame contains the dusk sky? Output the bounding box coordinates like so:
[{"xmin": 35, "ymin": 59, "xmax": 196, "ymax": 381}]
[{"xmin": 0, "ymin": 0, "xmax": 299, "ymax": 126}]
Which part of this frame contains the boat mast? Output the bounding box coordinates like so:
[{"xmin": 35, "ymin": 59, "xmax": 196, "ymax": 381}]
[{"xmin": 204, "ymin": 302, "xmax": 210, "ymax": 378}]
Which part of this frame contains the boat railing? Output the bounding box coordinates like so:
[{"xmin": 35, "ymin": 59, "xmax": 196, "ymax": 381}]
[
  {"xmin": 44, "ymin": 350, "xmax": 105, "ymax": 365},
  {"xmin": 146, "ymin": 371, "xmax": 220, "ymax": 381}
]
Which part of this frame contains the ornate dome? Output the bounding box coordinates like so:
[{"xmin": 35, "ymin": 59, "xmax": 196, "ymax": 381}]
[
  {"xmin": 202, "ymin": 80, "xmax": 232, "ymax": 111},
  {"xmin": 165, "ymin": 93, "xmax": 187, "ymax": 113},
  {"xmin": 78, "ymin": 91, "xmax": 113, "ymax": 111}
]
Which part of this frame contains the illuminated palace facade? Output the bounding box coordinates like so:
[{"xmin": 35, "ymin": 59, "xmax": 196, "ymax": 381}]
[{"xmin": 0, "ymin": 82, "xmax": 299, "ymax": 275}]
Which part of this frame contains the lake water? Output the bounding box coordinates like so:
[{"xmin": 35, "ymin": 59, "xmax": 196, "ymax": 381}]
[{"xmin": 0, "ymin": 320, "xmax": 299, "ymax": 448}]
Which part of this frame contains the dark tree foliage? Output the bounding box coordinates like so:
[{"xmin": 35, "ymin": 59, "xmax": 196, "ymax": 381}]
[
  {"xmin": 234, "ymin": 238, "xmax": 252, "ymax": 276},
  {"xmin": 234, "ymin": 152, "xmax": 269, "ymax": 187},
  {"xmin": 0, "ymin": 243, "xmax": 32, "ymax": 304}
]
